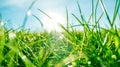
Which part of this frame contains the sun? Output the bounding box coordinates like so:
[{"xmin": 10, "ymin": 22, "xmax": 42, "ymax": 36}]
[{"xmin": 42, "ymin": 12, "xmax": 66, "ymax": 32}]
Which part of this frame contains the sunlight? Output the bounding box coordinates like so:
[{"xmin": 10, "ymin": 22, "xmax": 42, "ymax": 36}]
[
  {"xmin": 42, "ymin": 12, "xmax": 66, "ymax": 32},
  {"xmin": 0, "ymin": 21, "xmax": 4, "ymax": 26},
  {"xmin": 27, "ymin": 10, "xmax": 32, "ymax": 16}
]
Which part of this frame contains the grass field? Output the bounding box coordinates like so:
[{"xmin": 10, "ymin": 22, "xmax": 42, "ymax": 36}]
[{"xmin": 0, "ymin": 0, "xmax": 120, "ymax": 67}]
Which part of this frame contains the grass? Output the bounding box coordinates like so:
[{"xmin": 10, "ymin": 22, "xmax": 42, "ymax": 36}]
[{"xmin": 0, "ymin": 0, "xmax": 120, "ymax": 67}]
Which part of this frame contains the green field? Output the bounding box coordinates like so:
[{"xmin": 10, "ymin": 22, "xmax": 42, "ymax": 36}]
[{"xmin": 0, "ymin": 0, "xmax": 120, "ymax": 67}]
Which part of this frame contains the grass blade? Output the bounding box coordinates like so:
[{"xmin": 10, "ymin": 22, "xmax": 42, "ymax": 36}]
[
  {"xmin": 32, "ymin": 14, "xmax": 43, "ymax": 27},
  {"xmin": 18, "ymin": 52, "xmax": 35, "ymax": 67},
  {"xmin": 87, "ymin": 13, "xmax": 92, "ymax": 23},
  {"xmin": 22, "ymin": 0, "xmax": 37, "ymax": 29},
  {"xmin": 59, "ymin": 24, "xmax": 72, "ymax": 36},
  {"xmin": 66, "ymin": 8, "xmax": 69, "ymax": 30},
  {"xmin": 119, "ymin": 13, "xmax": 120, "ymax": 20},
  {"xmin": 0, "ymin": 13, "xmax": 2, "ymax": 22},
  {"xmin": 95, "ymin": 0, "xmax": 99, "ymax": 23},
  {"xmin": 77, "ymin": 1, "xmax": 86, "ymax": 22},
  {"xmin": 93, "ymin": 12, "xmax": 104, "ymax": 30},
  {"xmin": 99, "ymin": 0, "xmax": 112, "ymax": 27},
  {"xmin": 92, "ymin": 0, "xmax": 94, "ymax": 23},
  {"xmin": 38, "ymin": 9, "xmax": 51, "ymax": 19},
  {"xmin": 72, "ymin": 14, "xmax": 90, "ymax": 31},
  {"xmin": 112, "ymin": 0, "xmax": 120, "ymax": 26},
  {"xmin": 72, "ymin": 14, "xmax": 84, "ymax": 26},
  {"xmin": 0, "ymin": 13, "xmax": 2, "ymax": 27},
  {"xmin": 0, "ymin": 14, "xmax": 4, "ymax": 65}
]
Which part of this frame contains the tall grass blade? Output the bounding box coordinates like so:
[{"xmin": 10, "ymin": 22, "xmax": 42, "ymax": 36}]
[
  {"xmin": 92, "ymin": 12, "xmax": 103, "ymax": 32},
  {"xmin": 22, "ymin": 0, "xmax": 37, "ymax": 29},
  {"xmin": 99, "ymin": 0, "xmax": 112, "ymax": 27},
  {"xmin": 87, "ymin": 13, "xmax": 92, "ymax": 23},
  {"xmin": 112, "ymin": 0, "xmax": 120, "ymax": 26},
  {"xmin": 72, "ymin": 14, "xmax": 84, "ymax": 26},
  {"xmin": 38, "ymin": 9, "xmax": 51, "ymax": 19},
  {"xmin": 92, "ymin": 0, "xmax": 94, "ymax": 23},
  {"xmin": 77, "ymin": 1, "xmax": 85, "ymax": 22},
  {"xmin": 72, "ymin": 14, "xmax": 90, "ymax": 31},
  {"xmin": 95, "ymin": 0, "xmax": 99, "ymax": 23},
  {"xmin": 22, "ymin": 15, "xmax": 28, "ymax": 29},
  {"xmin": 93, "ymin": 12, "xmax": 104, "ymax": 29},
  {"xmin": 32, "ymin": 14, "xmax": 43, "ymax": 27},
  {"xmin": 0, "ymin": 13, "xmax": 2, "ymax": 23},
  {"xmin": 0, "ymin": 13, "xmax": 2, "ymax": 27},
  {"xmin": 119, "ymin": 13, "xmax": 120, "ymax": 20},
  {"xmin": 59, "ymin": 24, "xmax": 72, "ymax": 36},
  {"xmin": 97, "ymin": 12, "xmax": 104, "ymax": 24},
  {"xmin": 66, "ymin": 8, "xmax": 69, "ymax": 30}
]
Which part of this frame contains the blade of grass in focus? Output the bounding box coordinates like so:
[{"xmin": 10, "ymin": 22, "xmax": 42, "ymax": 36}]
[
  {"xmin": 99, "ymin": 0, "xmax": 112, "ymax": 27},
  {"xmin": 111, "ymin": 0, "xmax": 120, "ymax": 26},
  {"xmin": 77, "ymin": 1, "xmax": 85, "ymax": 22}
]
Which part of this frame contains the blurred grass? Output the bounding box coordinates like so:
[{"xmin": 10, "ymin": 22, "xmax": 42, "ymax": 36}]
[{"xmin": 0, "ymin": 0, "xmax": 120, "ymax": 67}]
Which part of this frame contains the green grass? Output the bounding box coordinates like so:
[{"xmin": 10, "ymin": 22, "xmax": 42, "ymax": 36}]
[{"xmin": 0, "ymin": 0, "xmax": 120, "ymax": 67}]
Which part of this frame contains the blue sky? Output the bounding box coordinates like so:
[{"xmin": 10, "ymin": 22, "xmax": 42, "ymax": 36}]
[{"xmin": 0, "ymin": 0, "xmax": 117, "ymax": 32}]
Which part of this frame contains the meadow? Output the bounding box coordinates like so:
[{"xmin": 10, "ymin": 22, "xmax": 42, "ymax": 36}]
[{"xmin": 0, "ymin": 0, "xmax": 120, "ymax": 67}]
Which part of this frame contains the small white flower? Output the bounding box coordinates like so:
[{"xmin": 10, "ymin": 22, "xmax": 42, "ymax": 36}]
[
  {"xmin": 27, "ymin": 10, "xmax": 32, "ymax": 16},
  {"xmin": 9, "ymin": 32, "xmax": 16, "ymax": 39},
  {"xmin": 88, "ymin": 61, "xmax": 91, "ymax": 65}
]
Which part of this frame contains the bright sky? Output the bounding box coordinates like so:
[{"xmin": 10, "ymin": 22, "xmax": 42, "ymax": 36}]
[{"xmin": 0, "ymin": 0, "xmax": 117, "ymax": 32}]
